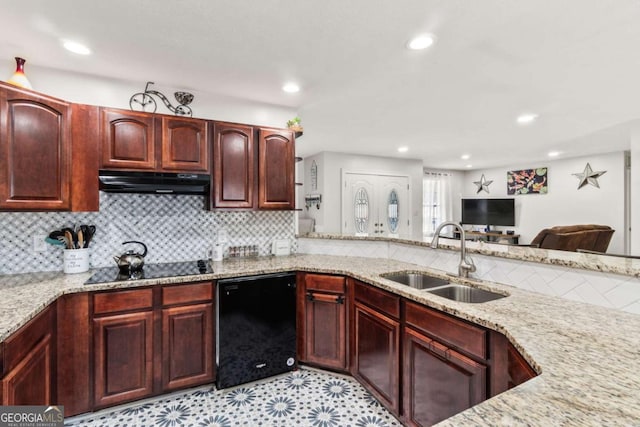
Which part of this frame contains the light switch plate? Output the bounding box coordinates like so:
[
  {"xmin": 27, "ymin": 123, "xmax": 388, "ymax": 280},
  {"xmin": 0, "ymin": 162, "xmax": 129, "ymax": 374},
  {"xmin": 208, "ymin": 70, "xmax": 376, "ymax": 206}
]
[{"xmin": 33, "ymin": 234, "xmax": 47, "ymax": 252}]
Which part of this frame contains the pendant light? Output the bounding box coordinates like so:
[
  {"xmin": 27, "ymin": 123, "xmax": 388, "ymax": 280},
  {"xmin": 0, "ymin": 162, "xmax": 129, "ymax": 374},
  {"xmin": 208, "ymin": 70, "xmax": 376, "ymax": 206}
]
[{"xmin": 7, "ymin": 57, "xmax": 32, "ymax": 90}]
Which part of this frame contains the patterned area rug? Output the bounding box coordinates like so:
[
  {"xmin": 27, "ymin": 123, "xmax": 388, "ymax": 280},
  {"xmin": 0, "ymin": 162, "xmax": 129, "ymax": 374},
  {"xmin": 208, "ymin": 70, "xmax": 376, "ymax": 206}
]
[{"xmin": 65, "ymin": 367, "xmax": 402, "ymax": 426}]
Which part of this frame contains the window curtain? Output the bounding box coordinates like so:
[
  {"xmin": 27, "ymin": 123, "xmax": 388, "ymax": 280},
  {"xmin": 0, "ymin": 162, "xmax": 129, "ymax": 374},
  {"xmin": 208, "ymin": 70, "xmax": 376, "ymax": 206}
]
[{"xmin": 423, "ymin": 171, "xmax": 453, "ymax": 237}]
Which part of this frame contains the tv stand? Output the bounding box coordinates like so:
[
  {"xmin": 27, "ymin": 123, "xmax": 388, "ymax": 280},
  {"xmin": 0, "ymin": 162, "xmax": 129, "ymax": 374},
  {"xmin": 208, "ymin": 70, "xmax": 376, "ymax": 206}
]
[{"xmin": 454, "ymin": 231, "xmax": 520, "ymax": 244}]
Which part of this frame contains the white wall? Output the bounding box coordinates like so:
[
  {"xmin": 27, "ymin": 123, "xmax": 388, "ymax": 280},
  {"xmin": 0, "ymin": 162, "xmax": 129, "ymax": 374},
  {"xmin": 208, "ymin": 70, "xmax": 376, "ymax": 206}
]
[
  {"xmin": 460, "ymin": 151, "xmax": 626, "ymax": 253},
  {"xmin": 1, "ymin": 60, "xmax": 296, "ymax": 128},
  {"xmin": 631, "ymin": 125, "xmax": 640, "ymax": 254},
  {"xmin": 302, "ymin": 152, "xmax": 423, "ymax": 238}
]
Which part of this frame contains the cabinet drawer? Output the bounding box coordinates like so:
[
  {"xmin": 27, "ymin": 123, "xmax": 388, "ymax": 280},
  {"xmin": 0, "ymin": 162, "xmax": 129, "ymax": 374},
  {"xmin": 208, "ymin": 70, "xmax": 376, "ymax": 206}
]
[
  {"xmin": 305, "ymin": 274, "xmax": 345, "ymax": 294},
  {"xmin": 93, "ymin": 288, "xmax": 153, "ymax": 315},
  {"xmin": 354, "ymin": 281, "xmax": 400, "ymax": 319},
  {"xmin": 405, "ymin": 301, "xmax": 487, "ymax": 359},
  {"xmin": 162, "ymin": 282, "xmax": 213, "ymax": 306}
]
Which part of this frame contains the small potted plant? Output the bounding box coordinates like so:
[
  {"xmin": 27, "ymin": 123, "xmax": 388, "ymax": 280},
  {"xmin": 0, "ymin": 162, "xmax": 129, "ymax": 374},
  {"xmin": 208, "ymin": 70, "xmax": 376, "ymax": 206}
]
[{"xmin": 286, "ymin": 116, "xmax": 303, "ymax": 132}]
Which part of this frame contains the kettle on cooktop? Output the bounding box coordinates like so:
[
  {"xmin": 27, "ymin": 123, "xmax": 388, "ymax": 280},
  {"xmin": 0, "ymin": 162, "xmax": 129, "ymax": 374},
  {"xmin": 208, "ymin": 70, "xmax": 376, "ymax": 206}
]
[{"xmin": 113, "ymin": 241, "xmax": 147, "ymax": 272}]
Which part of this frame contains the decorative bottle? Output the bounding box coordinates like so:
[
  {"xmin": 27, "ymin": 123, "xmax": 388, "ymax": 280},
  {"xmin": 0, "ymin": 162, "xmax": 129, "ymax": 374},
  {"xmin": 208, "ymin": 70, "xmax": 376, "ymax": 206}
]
[{"xmin": 7, "ymin": 57, "xmax": 33, "ymax": 89}]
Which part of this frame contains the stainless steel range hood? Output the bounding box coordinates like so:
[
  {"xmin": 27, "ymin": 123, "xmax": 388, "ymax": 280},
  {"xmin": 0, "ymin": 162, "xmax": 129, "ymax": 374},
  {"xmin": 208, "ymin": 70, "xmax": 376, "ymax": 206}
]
[{"xmin": 99, "ymin": 170, "xmax": 210, "ymax": 195}]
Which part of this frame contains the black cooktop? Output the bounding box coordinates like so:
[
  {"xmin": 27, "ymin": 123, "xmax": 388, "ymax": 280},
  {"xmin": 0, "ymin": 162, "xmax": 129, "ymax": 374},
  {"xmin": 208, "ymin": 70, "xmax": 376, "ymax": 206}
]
[{"xmin": 85, "ymin": 260, "xmax": 213, "ymax": 285}]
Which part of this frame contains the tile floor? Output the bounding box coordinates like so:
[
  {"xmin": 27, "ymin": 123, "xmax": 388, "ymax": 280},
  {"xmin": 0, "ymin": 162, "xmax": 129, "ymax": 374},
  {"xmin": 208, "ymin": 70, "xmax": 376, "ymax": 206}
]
[{"xmin": 65, "ymin": 367, "xmax": 402, "ymax": 427}]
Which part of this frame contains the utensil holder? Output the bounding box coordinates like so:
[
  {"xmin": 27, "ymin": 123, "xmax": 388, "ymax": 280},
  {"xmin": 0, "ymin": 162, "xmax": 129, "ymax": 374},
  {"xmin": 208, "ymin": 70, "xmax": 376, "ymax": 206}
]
[{"xmin": 63, "ymin": 248, "xmax": 90, "ymax": 274}]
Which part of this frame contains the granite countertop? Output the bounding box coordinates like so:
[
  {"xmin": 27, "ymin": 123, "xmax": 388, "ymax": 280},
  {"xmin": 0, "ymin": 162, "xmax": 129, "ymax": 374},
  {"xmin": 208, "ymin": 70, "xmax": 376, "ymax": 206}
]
[
  {"xmin": 300, "ymin": 232, "xmax": 640, "ymax": 277},
  {"xmin": 1, "ymin": 254, "xmax": 639, "ymax": 426}
]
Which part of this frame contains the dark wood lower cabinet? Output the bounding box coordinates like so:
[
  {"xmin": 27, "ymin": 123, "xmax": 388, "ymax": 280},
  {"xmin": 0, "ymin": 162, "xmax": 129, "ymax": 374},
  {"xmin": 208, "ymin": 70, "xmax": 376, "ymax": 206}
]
[
  {"xmin": 91, "ymin": 283, "xmax": 214, "ymax": 408},
  {"xmin": 162, "ymin": 303, "xmax": 214, "ymax": 391},
  {"xmin": 352, "ymin": 301, "xmax": 400, "ymax": 413},
  {"xmin": 298, "ymin": 273, "xmax": 348, "ymax": 371},
  {"xmin": 93, "ymin": 311, "xmax": 154, "ymax": 408},
  {"xmin": 403, "ymin": 327, "xmax": 486, "ymax": 427},
  {"xmin": 2, "ymin": 334, "xmax": 53, "ymax": 405},
  {"xmin": 507, "ymin": 342, "xmax": 537, "ymax": 388},
  {"xmin": 0, "ymin": 275, "xmax": 537, "ymax": 423},
  {"xmin": 57, "ymin": 293, "xmax": 91, "ymax": 416},
  {"xmin": 1, "ymin": 305, "xmax": 55, "ymax": 406}
]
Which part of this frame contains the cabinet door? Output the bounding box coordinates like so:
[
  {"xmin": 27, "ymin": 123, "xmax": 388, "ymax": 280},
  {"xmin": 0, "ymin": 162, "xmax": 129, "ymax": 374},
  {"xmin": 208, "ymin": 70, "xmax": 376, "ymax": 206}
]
[
  {"xmin": 2, "ymin": 334, "xmax": 53, "ymax": 405},
  {"xmin": 160, "ymin": 116, "xmax": 209, "ymax": 172},
  {"xmin": 1, "ymin": 304, "xmax": 55, "ymax": 405},
  {"xmin": 100, "ymin": 108, "xmax": 155, "ymax": 170},
  {"xmin": 507, "ymin": 342, "xmax": 537, "ymax": 389},
  {"xmin": 403, "ymin": 327, "xmax": 486, "ymax": 427},
  {"xmin": 258, "ymin": 128, "xmax": 295, "ymax": 209},
  {"xmin": 353, "ymin": 301, "xmax": 400, "ymax": 413},
  {"xmin": 93, "ymin": 311, "xmax": 154, "ymax": 408},
  {"xmin": 212, "ymin": 123, "xmax": 254, "ymax": 208},
  {"xmin": 304, "ymin": 290, "xmax": 347, "ymax": 370},
  {"xmin": 162, "ymin": 303, "xmax": 214, "ymax": 391},
  {"xmin": 0, "ymin": 84, "xmax": 71, "ymax": 210}
]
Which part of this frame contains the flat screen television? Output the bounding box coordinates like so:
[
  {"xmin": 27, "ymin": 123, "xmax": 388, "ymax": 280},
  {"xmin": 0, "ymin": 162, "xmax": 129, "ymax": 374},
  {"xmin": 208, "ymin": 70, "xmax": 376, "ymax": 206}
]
[{"xmin": 461, "ymin": 198, "xmax": 515, "ymax": 227}]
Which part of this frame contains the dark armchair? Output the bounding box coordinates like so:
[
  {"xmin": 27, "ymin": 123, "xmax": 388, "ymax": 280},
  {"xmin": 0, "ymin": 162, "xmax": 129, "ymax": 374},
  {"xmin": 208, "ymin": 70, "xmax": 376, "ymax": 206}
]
[{"xmin": 530, "ymin": 225, "xmax": 614, "ymax": 253}]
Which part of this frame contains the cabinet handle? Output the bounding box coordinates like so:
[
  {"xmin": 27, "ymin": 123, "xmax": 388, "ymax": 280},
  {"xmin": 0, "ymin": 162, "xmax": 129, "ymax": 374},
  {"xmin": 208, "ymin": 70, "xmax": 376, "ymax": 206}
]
[
  {"xmin": 307, "ymin": 292, "xmax": 345, "ymax": 304},
  {"xmin": 429, "ymin": 340, "xmax": 449, "ymax": 359}
]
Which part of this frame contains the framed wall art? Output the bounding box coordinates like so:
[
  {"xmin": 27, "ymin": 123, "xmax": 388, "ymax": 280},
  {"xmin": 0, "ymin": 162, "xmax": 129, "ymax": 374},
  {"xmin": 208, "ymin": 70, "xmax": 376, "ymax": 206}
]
[{"xmin": 507, "ymin": 168, "xmax": 548, "ymax": 195}]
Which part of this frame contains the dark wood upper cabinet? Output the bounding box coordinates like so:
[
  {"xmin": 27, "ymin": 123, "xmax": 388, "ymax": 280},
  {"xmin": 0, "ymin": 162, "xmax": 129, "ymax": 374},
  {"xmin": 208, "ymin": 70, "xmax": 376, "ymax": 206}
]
[
  {"xmin": 258, "ymin": 128, "xmax": 295, "ymax": 209},
  {"xmin": 212, "ymin": 122, "xmax": 255, "ymax": 208},
  {"xmin": 160, "ymin": 116, "xmax": 209, "ymax": 172},
  {"xmin": 100, "ymin": 108, "xmax": 156, "ymax": 170},
  {"xmin": 298, "ymin": 273, "xmax": 348, "ymax": 371},
  {"xmin": 403, "ymin": 327, "xmax": 486, "ymax": 427},
  {"xmin": 70, "ymin": 104, "xmax": 100, "ymax": 211},
  {"xmin": 0, "ymin": 83, "xmax": 71, "ymax": 210},
  {"xmin": 101, "ymin": 108, "xmax": 209, "ymax": 173}
]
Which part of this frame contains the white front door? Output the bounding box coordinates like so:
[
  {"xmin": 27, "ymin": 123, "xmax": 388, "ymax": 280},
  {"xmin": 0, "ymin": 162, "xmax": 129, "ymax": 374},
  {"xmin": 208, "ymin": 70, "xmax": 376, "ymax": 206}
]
[
  {"xmin": 343, "ymin": 174, "xmax": 376, "ymax": 235},
  {"xmin": 342, "ymin": 172, "xmax": 410, "ymax": 238}
]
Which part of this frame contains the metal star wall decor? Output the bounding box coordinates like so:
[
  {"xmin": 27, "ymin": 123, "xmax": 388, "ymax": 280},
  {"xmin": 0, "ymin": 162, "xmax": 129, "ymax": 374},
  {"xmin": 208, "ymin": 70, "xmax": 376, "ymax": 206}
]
[
  {"xmin": 473, "ymin": 174, "xmax": 493, "ymax": 194},
  {"xmin": 572, "ymin": 163, "xmax": 607, "ymax": 189}
]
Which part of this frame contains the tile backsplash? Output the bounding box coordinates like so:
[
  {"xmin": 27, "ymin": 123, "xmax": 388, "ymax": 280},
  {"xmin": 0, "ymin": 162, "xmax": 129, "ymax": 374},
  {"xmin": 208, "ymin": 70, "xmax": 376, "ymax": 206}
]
[{"xmin": 0, "ymin": 192, "xmax": 296, "ymax": 275}]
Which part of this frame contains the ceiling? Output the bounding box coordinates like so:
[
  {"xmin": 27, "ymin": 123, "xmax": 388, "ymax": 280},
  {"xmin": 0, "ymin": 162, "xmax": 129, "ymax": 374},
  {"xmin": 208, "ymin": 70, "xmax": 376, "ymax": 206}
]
[{"xmin": 1, "ymin": 0, "xmax": 640, "ymax": 170}]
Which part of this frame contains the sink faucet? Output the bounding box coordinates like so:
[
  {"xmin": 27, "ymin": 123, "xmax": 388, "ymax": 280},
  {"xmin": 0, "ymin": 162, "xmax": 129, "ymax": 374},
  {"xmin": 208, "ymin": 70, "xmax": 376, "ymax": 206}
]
[{"xmin": 430, "ymin": 221, "xmax": 476, "ymax": 278}]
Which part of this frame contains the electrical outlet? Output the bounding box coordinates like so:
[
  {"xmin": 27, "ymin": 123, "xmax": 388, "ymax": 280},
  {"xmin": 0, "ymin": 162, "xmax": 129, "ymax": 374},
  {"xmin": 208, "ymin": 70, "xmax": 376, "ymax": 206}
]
[{"xmin": 33, "ymin": 234, "xmax": 47, "ymax": 252}]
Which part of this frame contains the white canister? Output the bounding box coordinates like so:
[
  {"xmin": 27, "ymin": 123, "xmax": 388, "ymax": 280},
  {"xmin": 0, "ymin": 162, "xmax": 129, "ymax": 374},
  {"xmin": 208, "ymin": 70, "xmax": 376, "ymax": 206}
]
[
  {"xmin": 208, "ymin": 244, "xmax": 224, "ymax": 262},
  {"xmin": 63, "ymin": 248, "xmax": 90, "ymax": 274}
]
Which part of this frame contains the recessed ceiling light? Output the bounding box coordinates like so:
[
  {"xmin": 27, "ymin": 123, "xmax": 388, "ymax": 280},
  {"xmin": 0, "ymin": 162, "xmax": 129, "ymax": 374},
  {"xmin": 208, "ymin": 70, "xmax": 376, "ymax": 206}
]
[
  {"xmin": 62, "ymin": 40, "xmax": 91, "ymax": 55},
  {"xmin": 407, "ymin": 34, "xmax": 436, "ymax": 50},
  {"xmin": 548, "ymin": 151, "xmax": 561, "ymax": 157},
  {"xmin": 461, "ymin": 154, "xmax": 470, "ymax": 160},
  {"xmin": 516, "ymin": 113, "xmax": 538, "ymax": 124},
  {"xmin": 465, "ymin": 164, "xmax": 473, "ymax": 168},
  {"xmin": 282, "ymin": 82, "xmax": 300, "ymax": 93},
  {"xmin": 398, "ymin": 146, "xmax": 409, "ymax": 153}
]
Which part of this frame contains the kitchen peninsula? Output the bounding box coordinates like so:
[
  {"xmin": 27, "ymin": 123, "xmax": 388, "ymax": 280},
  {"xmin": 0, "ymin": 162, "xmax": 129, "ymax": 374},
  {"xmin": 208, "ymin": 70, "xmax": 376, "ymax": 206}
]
[{"xmin": 1, "ymin": 252, "xmax": 639, "ymax": 426}]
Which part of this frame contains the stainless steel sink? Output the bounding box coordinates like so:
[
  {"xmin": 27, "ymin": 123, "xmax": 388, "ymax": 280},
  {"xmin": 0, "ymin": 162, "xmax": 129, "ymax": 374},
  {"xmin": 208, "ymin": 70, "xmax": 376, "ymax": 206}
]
[
  {"xmin": 381, "ymin": 272, "xmax": 451, "ymax": 290},
  {"xmin": 426, "ymin": 284, "xmax": 506, "ymax": 303}
]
